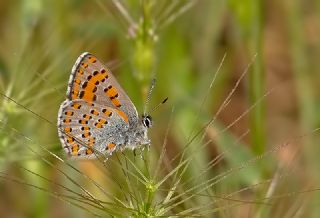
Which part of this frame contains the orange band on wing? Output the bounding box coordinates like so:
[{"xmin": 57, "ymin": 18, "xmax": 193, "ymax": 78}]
[
  {"xmin": 89, "ymin": 137, "xmax": 95, "ymax": 147},
  {"xmin": 86, "ymin": 148, "xmax": 93, "ymax": 155},
  {"xmin": 104, "ymin": 85, "xmax": 122, "ymax": 108},
  {"xmin": 64, "ymin": 127, "xmax": 72, "ymax": 133},
  {"xmin": 107, "ymin": 86, "xmax": 118, "ymax": 97},
  {"xmin": 94, "ymin": 118, "xmax": 108, "ymax": 128},
  {"xmin": 107, "ymin": 143, "xmax": 116, "ymax": 150},
  {"xmin": 71, "ymin": 144, "xmax": 79, "ymax": 155},
  {"xmin": 88, "ymin": 56, "xmax": 97, "ymax": 63},
  {"xmin": 115, "ymin": 109, "xmax": 128, "ymax": 123},
  {"xmin": 76, "ymin": 70, "xmax": 109, "ymax": 102},
  {"xmin": 111, "ymin": 98, "xmax": 121, "ymax": 107},
  {"xmin": 72, "ymin": 103, "xmax": 81, "ymax": 109},
  {"xmin": 72, "ymin": 75, "xmax": 81, "ymax": 99}
]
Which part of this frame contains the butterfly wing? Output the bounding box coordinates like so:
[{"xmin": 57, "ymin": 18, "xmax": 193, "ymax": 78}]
[
  {"xmin": 66, "ymin": 52, "xmax": 138, "ymax": 125},
  {"xmin": 57, "ymin": 99, "xmax": 129, "ymax": 158}
]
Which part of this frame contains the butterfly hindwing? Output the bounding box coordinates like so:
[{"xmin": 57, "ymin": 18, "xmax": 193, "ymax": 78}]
[
  {"xmin": 66, "ymin": 52, "xmax": 138, "ymax": 125},
  {"xmin": 57, "ymin": 99, "xmax": 129, "ymax": 158}
]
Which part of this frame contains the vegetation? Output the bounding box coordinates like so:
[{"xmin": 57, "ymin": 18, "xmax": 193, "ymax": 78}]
[{"xmin": 0, "ymin": 0, "xmax": 320, "ymax": 217}]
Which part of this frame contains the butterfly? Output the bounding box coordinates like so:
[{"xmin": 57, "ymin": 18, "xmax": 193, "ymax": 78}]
[{"xmin": 57, "ymin": 52, "xmax": 152, "ymax": 159}]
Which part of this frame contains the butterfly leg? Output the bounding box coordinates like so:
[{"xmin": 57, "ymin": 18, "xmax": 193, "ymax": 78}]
[
  {"xmin": 133, "ymin": 148, "xmax": 137, "ymax": 157},
  {"xmin": 119, "ymin": 144, "xmax": 126, "ymax": 153},
  {"xmin": 132, "ymin": 147, "xmax": 144, "ymax": 160}
]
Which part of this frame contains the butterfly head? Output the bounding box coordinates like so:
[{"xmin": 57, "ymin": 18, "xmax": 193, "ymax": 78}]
[
  {"xmin": 142, "ymin": 114, "xmax": 152, "ymax": 128},
  {"xmin": 125, "ymin": 114, "xmax": 152, "ymax": 149},
  {"xmin": 136, "ymin": 114, "xmax": 152, "ymax": 142}
]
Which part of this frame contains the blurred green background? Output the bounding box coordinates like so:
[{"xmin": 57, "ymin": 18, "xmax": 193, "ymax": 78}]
[{"xmin": 1, "ymin": 0, "xmax": 320, "ymax": 217}]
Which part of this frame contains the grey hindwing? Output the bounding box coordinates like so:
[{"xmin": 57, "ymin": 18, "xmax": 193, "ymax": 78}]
[{"xmin": 57, "ymin": 99, "xmax": 129, "ymax": 158}]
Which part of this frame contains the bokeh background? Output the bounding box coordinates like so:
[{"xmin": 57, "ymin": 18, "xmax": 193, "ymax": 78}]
[{"xmin": 1, "ymin": 0, "xmax": 320, "ymax": 217}]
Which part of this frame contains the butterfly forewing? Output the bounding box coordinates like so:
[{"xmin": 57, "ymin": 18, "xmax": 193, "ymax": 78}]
[{"xmin": 66, "ymin": 52, "xmax": 138, "ymax": 125}]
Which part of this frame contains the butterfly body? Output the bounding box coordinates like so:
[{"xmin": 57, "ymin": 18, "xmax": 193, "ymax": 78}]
[{"xmin": 57, "ymin": 52, "xmax": 151, "ymax": 159}]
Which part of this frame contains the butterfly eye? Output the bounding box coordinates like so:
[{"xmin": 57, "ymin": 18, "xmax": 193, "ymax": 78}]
[{"xmin": 142, "ymin": 115, "xmax": 152, "ymax": 128}]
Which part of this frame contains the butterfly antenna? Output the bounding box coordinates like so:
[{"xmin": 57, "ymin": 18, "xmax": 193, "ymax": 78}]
[
  {"xmin": 144, "ymin": 78, "xmax": 156, "ymax": 115},
  {"xmin": 150, "ymin": 97, "xmax": 168, "ymax": 113}
]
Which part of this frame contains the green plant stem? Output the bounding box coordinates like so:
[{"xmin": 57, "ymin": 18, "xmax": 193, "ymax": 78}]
[
  {"xmin": 248, "ymin": 0, "xmax": 266, "ymax": 155},
  {"xmin": 286, "ymin": 0, "xmax": 319, "ymax": 216},
  {"xmin": 145, "ymin": 184, "xmax": 154, "ymax": 215},
  {"xmin": 133, "ymin": 0, "xmax": 155, "ymax": 96}
]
